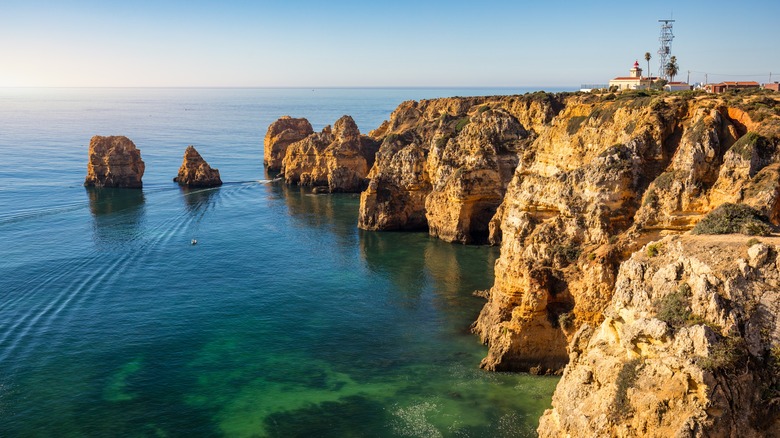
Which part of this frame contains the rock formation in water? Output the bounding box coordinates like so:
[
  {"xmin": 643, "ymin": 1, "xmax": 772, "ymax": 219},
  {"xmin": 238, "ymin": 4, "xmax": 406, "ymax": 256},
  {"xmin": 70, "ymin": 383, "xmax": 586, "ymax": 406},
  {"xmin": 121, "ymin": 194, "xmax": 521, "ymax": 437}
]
[
  {"xmin": 280, "ymin": 115, "xmax": 380, "ymax": 192},
  {"xmin": 84, "ymin": 135, "xmax": 145, "ymax": 188},
  {"xmin": 538, "ymin": 234, "xmax": 780, "ymax": 437},
  {"xmin": 263, "ymin": 116, "xmax": 314, "ymax": 172},
  {"xmin": 173, "ymin": 146, "xmax": 222, "ymax": 187}
]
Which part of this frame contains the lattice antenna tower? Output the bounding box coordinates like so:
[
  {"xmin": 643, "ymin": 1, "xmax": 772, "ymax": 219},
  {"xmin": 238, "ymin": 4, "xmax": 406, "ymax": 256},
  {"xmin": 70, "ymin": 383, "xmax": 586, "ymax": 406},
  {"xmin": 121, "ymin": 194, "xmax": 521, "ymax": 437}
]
[{"xmin": 658, "ymin": 19, "xmax": 675, "ymax": 80}]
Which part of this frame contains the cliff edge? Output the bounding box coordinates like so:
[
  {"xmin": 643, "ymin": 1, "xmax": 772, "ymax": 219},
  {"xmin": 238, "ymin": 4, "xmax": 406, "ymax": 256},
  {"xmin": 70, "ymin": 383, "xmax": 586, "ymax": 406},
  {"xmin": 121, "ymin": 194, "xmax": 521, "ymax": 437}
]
[{"xmin": 538, "ymin": 234, "xmax": 780, "ymax": 437}]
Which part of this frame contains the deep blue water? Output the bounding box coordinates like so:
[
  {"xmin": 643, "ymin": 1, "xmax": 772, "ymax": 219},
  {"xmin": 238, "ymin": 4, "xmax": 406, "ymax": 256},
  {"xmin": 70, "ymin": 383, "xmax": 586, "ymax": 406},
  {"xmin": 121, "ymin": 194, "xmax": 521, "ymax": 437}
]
[{"xmin": 0, "ymin": 88, "xmax": 562, "ymax": 437}]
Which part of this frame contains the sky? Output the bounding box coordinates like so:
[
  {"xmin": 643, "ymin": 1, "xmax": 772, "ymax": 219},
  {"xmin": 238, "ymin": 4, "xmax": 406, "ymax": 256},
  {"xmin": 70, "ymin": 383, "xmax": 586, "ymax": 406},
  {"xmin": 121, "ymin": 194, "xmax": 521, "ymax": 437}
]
[{"xmin": 1, "ymin": 0, "xmax": 778, "ymax": 88}]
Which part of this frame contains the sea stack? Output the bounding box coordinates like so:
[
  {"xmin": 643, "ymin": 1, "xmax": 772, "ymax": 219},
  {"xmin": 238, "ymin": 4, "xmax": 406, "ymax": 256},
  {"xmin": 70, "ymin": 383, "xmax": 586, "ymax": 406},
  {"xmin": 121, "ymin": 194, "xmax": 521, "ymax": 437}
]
[
  {"xmin": 84, "ymin": 135, "xmax": 145, "ymax": 188},
  {"xmin": 263, "ymin": 116, "xmax": 314, "ymax": 171},
  {"xmin": 281, "ymin": 115, "xmax": 380, "ymax": 193},
  {"xmin": 173, "ymin": 145, "xmax": 222, "ymax": 187}
]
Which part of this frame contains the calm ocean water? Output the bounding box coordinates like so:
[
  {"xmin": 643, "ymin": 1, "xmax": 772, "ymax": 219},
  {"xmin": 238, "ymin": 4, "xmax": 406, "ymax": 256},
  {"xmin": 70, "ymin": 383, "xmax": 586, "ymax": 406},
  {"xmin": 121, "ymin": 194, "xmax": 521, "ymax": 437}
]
[{"xmin": 0, "ymin": 88, "xmax": 565, "ymax": 437}]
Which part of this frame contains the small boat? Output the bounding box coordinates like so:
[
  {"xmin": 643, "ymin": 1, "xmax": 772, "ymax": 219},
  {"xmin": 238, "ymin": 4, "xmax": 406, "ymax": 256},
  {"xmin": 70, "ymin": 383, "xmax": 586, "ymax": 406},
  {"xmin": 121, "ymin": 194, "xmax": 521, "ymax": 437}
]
[{"xmin": 191, "ymin": 239, "xmax": 198, "ymax": 245}]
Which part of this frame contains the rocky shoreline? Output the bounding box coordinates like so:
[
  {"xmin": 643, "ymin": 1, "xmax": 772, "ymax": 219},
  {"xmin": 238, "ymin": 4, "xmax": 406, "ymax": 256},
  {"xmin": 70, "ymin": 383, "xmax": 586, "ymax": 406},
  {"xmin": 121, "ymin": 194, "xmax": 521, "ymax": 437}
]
[{"xmin": 265, "ymin": 89, "xmax": 780, "ymax": 436}]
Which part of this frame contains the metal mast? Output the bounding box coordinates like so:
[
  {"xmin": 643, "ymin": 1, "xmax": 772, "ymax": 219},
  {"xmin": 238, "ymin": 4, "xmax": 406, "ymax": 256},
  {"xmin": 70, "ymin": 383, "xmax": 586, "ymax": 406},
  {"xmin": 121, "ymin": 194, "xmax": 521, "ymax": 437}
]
[{"xmin": 658, "ymin": 19, "xmax": 675, "ymax": 80}]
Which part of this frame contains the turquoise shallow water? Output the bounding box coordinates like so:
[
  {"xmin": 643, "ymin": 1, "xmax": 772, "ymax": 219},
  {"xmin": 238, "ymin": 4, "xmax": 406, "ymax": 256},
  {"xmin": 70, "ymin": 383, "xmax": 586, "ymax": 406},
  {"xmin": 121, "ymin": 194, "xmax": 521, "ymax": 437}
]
[{"xmin": 0, "ymin": 88, "xmax": 562, "ymax": 437}]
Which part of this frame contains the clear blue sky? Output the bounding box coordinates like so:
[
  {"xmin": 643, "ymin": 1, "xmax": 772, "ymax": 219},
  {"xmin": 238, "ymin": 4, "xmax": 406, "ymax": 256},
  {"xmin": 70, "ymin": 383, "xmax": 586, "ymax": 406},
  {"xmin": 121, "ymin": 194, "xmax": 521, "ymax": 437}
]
[{"xmin": 1, "ymin": 0, "xmax": 778, "ymax": 87}]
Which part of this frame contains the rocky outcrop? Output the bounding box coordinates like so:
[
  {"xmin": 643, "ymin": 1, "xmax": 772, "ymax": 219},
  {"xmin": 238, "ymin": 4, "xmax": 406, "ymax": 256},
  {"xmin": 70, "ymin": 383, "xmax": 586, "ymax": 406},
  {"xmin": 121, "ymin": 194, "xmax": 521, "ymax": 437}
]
[
  {"xmin": 263, "ymin": 116, "xmax": 314, "ymax": 171},
  {"xmin": 84, "ymin": 135, "xmax": 145, "ymax": 188},
  {"xmin": 352, "ymin": 91, "xmax": 780, "ymax": 373},
  {"xmin": 359, "ymin": 93, "xmax": 560, "ymax": 242},
  {"xmin": 538, "ymin": 234, "xmax": 780, "ymax": 437},
  {"xmin": 470, "ymin": 93, "xmax": 780, "ymax": 374},
  {"xmin": 281, "ymin": 115, "xmax": 380, "ymax": 193},
  {"xmin": 173, "ymin": 146, "xmax": 222, "ymax": 187}
]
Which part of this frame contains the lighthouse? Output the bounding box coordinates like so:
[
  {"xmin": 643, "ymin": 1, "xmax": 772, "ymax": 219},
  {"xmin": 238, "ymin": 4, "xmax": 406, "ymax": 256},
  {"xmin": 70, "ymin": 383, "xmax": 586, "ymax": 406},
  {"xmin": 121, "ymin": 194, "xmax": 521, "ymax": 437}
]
[{"xmin": 630, "ymin": 60, "xmax": 643, "ymax": 78}]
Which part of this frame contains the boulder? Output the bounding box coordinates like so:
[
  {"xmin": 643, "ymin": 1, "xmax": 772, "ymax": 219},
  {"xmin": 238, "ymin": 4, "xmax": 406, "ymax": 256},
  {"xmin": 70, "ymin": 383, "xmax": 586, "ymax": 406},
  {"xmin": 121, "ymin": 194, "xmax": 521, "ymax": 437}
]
[{"xmin": 281, "ymin": 115, "xmax": 379, "ymax": 193}]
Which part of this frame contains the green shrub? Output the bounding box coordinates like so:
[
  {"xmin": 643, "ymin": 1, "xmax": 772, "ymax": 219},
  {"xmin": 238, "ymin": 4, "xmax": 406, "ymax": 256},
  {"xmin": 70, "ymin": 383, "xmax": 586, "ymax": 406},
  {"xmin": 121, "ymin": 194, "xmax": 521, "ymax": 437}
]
[
  {"xmin": 612, "ymin": 358, "xmax": 642, "ymax": 419},
  {"xmin": 455, "ymin": 117, "xmax": 470, "ymax": 133},
  {"xmin": 567, "ymin": 116, "xmax": 587, "ymax": 135},
  {"xmin": 558, "ymin": 312, "xmax": 574, "ymax": 330},
  {"xmin": 646, "ymin": 242, "xmax": 663, "ymax": 257},
  {"xmin": 729, "ymin": 132, "xmax": 763, "ymax": 161},
  {"xmin": 653, "ymin": 170, "xmax": 685, "ymax": 190},
  {"xmin": 692, "ymin": 203, "xmax": 772, "ymax": 236},
  {"xmin": 384, "ymin": 133, "xmax": 402, "ymax": 144},
  {"xmin": 697, "ymin": 335, "xmax": 745, "ymax": 373},
  {"xmin": 654, "ymin": 288, "xmax": 691, "ymax": 329},
  {"xmin": 747, "ymin": 237, "xmax": 761, "ymax": 247},
  {"xmin": 552, "ymin": 243, "xmax": 582, "ymax": 264},
  {"xmin": 643, "ymin": 189, "xmax": 659, "ymax": 206},
  {"xmin": 434, "ymin": 136, "xmax": 451, "ymax": 149}
]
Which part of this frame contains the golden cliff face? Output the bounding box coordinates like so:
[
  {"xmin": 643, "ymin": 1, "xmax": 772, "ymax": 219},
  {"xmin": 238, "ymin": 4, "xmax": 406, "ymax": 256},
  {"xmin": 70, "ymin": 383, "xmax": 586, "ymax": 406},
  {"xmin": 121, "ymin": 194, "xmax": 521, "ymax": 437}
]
[
  {"xmin": 358, "ymin": 93, "xmax": 562, "ymax": 242},
  {"xmin": 538, "ymin": 235, "xmax": 780, "ymax": 437},
  {"xmin": 472, "ymin": 92, "xmax": 780, "ymax": 374},
  {"xmin": 357, "ymin": 91, "xmax": 780, "ymax": 375}
]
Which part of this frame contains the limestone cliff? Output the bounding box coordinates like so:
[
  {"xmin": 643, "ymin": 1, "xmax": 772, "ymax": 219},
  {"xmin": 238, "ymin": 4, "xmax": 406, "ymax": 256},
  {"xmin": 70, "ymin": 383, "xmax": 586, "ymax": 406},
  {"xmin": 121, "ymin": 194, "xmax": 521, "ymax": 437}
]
[
  {"xmin": 470, "ymin": 92, "xmax": 780, "ymax": 374},
  {"xmin": 280, "ymin": 115, "xmax": 380, "ymax": 193},
  {"xmin": 538, "ymin": 234, "xmax": 780, "ymax": 437},
  {"xmin": 174, "ymin": 145, "xmax": 222, "ymax": 187},
  {"xmin": 84, "ymin": 135, "xmax": 145, "ymax": 188},
  {"xmin": 359, "ymin": 93, "xmax": 560, "ymax": 242},
  {"xmin": 355, "ymin": 91, "xmax": 780, "ymax": 374},
  {"xmin": 263, "ymin": 116, "xmax": 314, "ymax": 171}
]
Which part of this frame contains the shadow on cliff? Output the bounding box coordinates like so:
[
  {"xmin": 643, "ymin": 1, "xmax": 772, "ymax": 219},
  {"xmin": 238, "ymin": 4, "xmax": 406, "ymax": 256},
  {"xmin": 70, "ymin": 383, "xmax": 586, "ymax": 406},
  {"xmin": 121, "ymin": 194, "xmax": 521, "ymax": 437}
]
[{"xmin": 86, "ymin": 187, "xmax": 146, "ymax": 246}]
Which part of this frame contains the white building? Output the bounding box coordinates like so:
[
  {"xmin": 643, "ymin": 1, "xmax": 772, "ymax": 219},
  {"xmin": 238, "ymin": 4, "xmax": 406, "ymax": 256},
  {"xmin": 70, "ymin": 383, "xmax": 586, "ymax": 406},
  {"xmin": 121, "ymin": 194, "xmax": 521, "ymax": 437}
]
[
  {"xmin": 609, "ymin": 61, "xmax": 654, "ymax": 91},
  {"xmin": 664, "ymin": 82, "xmax": 691, "ymax": 91}
]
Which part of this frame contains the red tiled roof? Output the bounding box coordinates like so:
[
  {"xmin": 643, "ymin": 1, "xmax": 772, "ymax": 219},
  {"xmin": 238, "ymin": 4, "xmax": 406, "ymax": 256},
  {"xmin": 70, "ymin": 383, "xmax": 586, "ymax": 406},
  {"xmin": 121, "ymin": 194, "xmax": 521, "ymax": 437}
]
[{"xmin": 715, "ymin": 81, "xmax": 760, "ymax": 86}]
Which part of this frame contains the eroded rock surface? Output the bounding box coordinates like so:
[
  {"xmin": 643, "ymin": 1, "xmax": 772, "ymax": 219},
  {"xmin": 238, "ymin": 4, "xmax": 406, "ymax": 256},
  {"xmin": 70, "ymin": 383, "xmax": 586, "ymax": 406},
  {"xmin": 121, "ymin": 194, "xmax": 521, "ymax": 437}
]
[
  {"xmin": 281, "ymin": 115, "xmax": 379, "ymax": 192},
  {"xmin": 263, "ymin": 116, "xmax": 314, "ymax": 171},
  {"xmin": 174, "ymin": 146, "xmax": 222, "ymax": 187},
  {"xmin": 84, "ymin": 135, "xmax": 145, "ymax": 188},
  {"xmin": 359, "ymin": 94, "xmax": 558, "ymax": 241},
  {"xmin": 538, "ymin": 235, "xmax": 780, "ymax": 437},
  {"xmin": 470, "ymin": 93, "xmax": 780, "ymax": 374}
]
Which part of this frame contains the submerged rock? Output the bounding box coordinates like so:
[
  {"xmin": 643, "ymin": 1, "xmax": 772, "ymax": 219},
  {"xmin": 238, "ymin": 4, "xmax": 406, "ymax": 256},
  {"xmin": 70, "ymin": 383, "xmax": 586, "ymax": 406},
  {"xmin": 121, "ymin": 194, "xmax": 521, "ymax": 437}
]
[
  {"xmin": 174, "ymin": 146, "xmax": 222, "ymax": 187},
  {"xmin": 84, "ymin": 135, "xmax": 145, "ymax": 188},
  {"xmin": 263, "ymin": 116, "xmax": 314, "ymax": 171}
]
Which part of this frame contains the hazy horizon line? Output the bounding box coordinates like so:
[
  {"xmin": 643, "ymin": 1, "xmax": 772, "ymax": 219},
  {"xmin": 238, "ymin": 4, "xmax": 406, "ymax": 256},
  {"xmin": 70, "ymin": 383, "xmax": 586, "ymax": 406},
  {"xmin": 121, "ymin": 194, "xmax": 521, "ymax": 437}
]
[{"xmin": 0, "ymin": 85, "xmax": 580, "ymax": 90}]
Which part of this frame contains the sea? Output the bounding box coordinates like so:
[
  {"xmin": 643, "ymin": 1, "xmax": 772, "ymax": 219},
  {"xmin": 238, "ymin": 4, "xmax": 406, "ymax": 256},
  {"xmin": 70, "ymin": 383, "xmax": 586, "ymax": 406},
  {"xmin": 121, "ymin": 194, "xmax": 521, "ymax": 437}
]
[{"xmin": 0, "ymin": 87, "xmax": 568, "ymax": 437}]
